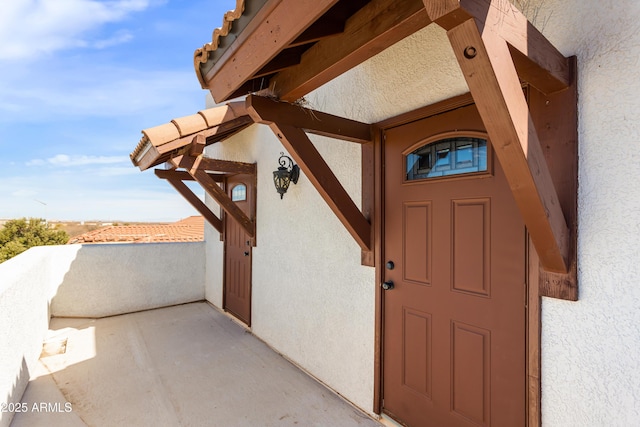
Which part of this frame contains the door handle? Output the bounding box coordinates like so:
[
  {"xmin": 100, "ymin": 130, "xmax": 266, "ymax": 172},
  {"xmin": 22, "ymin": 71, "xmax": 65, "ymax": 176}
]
[
  {"xmin": 382, "ymin": 281, "xmax": 394, "ymax": 290},
  {"xmin": 244, "ymin": 251, "xmax": 250, "ymax": 256}
]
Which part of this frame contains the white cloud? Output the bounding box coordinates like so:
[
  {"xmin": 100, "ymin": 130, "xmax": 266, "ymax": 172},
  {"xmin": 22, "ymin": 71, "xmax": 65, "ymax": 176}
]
[
  {"xmin": 0, "ymin": 0, "xmax": 151, "ymax": 61},
  {"xmin": 27, "ymin": 154, "xmax": 130, "ymax": 167},
  {"xmin": 93, "ymin": 30, "xmax": 134, "ymax": 49},
  {"xmin": 0, "ymin": 67, "xmax": 203, "ymax": 123}
]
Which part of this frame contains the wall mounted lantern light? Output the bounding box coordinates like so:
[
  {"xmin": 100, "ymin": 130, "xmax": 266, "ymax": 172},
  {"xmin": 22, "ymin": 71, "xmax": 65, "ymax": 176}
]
[{"xmin": 273, "ymin": 152, "xmax": 300, "ymax": 199}]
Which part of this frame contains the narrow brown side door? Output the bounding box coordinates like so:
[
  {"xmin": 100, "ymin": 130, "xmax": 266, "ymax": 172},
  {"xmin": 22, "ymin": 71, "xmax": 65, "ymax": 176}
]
[
  {"xmin": 224, "ymin": 173, "xmax": 255, "ymax": 325},
  {"xmin": 382, "ymin": 105, "xmax": 526, "ymax": 426}
]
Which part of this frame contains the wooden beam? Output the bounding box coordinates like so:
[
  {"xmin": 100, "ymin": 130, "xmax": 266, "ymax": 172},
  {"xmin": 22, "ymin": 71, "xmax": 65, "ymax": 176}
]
[
  {"xmin": 529, "ymin": 66, "xmax": 579, "ymax": 300},
  {"xmin": 424, "ymin": 0, "xmax": 572, "ymax": 93},
  {"xmin": 155, "ymin": 168, "xmax": 226, "ymax": 183},
  {"xmin": 189, "ymin": 133, "xmax": 206, "ymax": 156},
  {"xmin": 246, "ymin": 95, "xmax": 372, "ymax": 143},
  {"xmin": 423, "ymin": 0, "xmax": 472, "ymax": 29},
  {"xmin": 155, "ymin": 169, "xmax": 223, "ymax": 233},
  {"xmin": 253, "ymin": 48, "xmax": 304, "ymax": 79},
  {"xmin": 446, "ymin": 18, "xmax": 570, "ymax": 273},
  {"xmin": 197, "ymin": 158, "xmax": 257, "ymax": 175},
  {"xmin": 267, "ymin": 123, "xmax": 371, "ymax": 251},
  {"xmin": 134, "ymin": 144, "xmax": 160, "ymax": 171},
  {"xmin": 171, "ymin": 154, "xmax": 256, "ymax": 238},
  {"xmin": 182, "ymin": 136, "xmax": 256, "ymax": 176},
  {"xmin": 272, "ymin": 0, "xmax": 431, "ymax": 102},
  {"xmin": 205, "ymin": 0, "xmax": 340, "ymax": 103},
  {"xmin": 289, "ymin": 18, "xmax": 345, "ymax": 48}
]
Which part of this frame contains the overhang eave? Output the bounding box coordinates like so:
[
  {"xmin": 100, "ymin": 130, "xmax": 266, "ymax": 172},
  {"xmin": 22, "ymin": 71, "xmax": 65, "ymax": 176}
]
[{"xmin": 194, "ymin": 0, "xmax": 578, "ymax": 298}]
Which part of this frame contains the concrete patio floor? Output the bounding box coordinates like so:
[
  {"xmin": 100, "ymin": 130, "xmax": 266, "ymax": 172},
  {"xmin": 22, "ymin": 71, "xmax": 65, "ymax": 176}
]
[{"xmin": 11, "ymin": 302, "xmax": 382, "ymax": 427}]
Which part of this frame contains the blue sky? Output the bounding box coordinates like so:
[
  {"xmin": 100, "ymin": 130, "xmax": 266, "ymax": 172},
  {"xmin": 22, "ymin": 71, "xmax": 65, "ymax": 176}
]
[{"xmin": 0, "ymin": 0, "xmax": 237, "ymax": 222}]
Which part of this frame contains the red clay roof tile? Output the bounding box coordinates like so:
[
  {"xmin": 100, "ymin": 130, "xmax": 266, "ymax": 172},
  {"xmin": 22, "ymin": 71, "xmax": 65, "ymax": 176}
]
[{"xmin": 68, "ymin": 216, "xmax": 204, "ymax": 244}]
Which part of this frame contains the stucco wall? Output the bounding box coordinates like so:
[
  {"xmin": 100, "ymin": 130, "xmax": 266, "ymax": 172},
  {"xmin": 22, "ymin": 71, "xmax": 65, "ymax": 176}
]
[
  {"xmin": 0, "ymin": 242, "xmax": 205, "ymax": 426},
  {"xmin": 52, "ymin": 242, "xmax": 205, "ymax": 317},
  {"xmin": 531, "ymin": 1, "xmax": 640, "ymax": 425},
  {"xmin": 204, "ymin": 0, "xmax": 640, "ymax": 422},
  {"xmin": 204, "ymin": 119, "xmax": 376, "ymax": 412},
  {"xmin": 0, "ymin": 245, "xmax": 74, "ymax": 427}
]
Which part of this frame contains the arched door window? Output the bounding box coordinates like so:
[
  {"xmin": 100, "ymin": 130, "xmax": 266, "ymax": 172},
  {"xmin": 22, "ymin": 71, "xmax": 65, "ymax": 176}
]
[
  {"xmin": 405, "ymin": 136, "xmax": 488, "ymax": 181},
  {"xmin": 231, "ymin": 184, "xmax": 247, "ymax": 201}
]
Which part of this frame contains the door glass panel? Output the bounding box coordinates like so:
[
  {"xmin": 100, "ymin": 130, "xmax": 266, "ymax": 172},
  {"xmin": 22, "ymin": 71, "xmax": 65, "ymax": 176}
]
[
  {"xmin": 231, "ymin": 184, "xmax": 247, "ymax": 201},
  {"xmin": 406, "ymin": 137, "xmax": 487, "ymax": 181}
]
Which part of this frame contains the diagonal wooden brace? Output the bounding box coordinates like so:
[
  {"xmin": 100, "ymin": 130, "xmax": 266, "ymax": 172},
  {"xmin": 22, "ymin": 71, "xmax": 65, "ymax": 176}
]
[
  {"xmin": 155, "ymin": 168, "xmax": 223, "ymax": 233},
  {"xmin": 267, "ymin": 123, "xmax": 372, "ymax": 251},
  {"xmin": 424, "ymin": 0, "xmax": 572, "ymax": 94},
  {"xmin": 446, "ymin": 18, "xmax": 570, "ymax": 274},
  {"xmin": 171, "ymin": 153, "xmax": 256, "ymax": 238}
]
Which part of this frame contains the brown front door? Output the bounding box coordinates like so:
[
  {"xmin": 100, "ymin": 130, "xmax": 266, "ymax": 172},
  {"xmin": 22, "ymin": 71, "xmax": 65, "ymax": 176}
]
[
  {"xmin": 382, "ymin": 104, "xmax": 526, "ymax": 426},
  {"xmin": 224, "ymin": 173, "xmax": 255, "ymax": 325}
]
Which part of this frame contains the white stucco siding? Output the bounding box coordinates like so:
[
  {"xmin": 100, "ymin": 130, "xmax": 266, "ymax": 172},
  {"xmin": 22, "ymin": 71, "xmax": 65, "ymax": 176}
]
[
  {"xmin": 203, "ymin": 0, "xmax": 640, "ymax": 421},
  {"xmin": 312, "ymin": 2, "xmax": 640, "ymax": 423},
  {"xmin": 204, "ymin": 118, "xmax": 376, "ymax": 413},
  {"xmin": 309, "ymin": 24, "xmax": 468, "ymax": 122},
  {"xmin": 51, "ymin": 242, "xmax": 205, "ymax": 318},
  {"xmin": 534, "ymin": 1, "xmax": 640, "ymax": 425}
]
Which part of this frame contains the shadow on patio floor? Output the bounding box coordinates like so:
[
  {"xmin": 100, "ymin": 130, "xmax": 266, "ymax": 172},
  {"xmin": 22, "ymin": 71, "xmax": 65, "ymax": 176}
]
[{"xmin": 12, "ymin": 302, "xmax": 381, "ymax": 427}]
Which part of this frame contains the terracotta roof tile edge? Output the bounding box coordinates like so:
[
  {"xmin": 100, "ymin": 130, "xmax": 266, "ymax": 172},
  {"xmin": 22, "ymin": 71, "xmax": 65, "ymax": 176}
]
[
  {"xmin": 68, "ymin": 217, "xmax": 205, "ymax": 244},
  {"xmin": 194, "ymin": 0, "xmax": 245, "ymax": 88},
  {"xmin": 131, "ymin": 103, "xmax": 250, "ymax": 165}
]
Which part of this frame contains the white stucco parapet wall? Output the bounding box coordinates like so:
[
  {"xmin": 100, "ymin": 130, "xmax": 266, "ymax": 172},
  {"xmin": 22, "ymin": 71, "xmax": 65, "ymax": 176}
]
[
  {"xmin": 0, "ymin": 242, "xmax": 205, "ymax": 427},
  {"xmin": 51, "ymin": 242, "xmax": 205, "ymax": 318},
  {"xmin": 204, "ymin": 0, "xmax": 640, "ymax": 423}
]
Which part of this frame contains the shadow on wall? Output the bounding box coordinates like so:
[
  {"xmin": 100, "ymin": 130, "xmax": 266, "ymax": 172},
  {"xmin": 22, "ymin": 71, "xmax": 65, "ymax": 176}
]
[
  {"xmin": 0, "ymin": 358, "xmax": 28, "ymax": 427},
  {"xmin": 0, "ymin": 244, "xmax": 74, "ymax": 427},
  {"xmin": 51, "ymin": 242, "xmax": 206, "ymax": 318},
  {"xmin": 0, "ymin": 242, "xmax": 207, "ymax": 427}
]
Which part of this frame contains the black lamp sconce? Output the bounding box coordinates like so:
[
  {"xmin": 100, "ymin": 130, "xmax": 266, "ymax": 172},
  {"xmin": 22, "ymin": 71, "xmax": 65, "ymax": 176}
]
[{"xmin": 273, "ymin": 152, "xmax": 300, "ymax": 199}]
